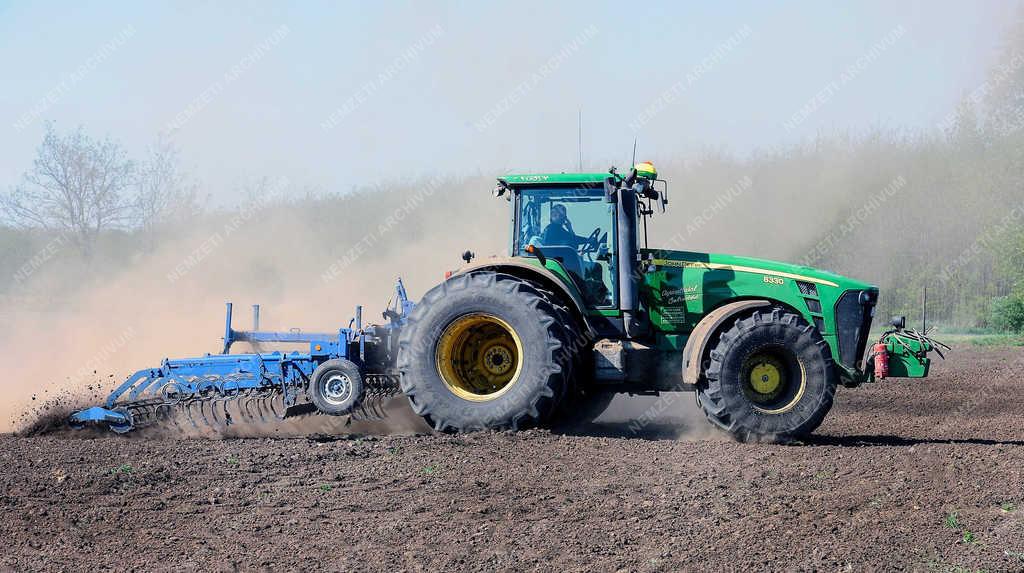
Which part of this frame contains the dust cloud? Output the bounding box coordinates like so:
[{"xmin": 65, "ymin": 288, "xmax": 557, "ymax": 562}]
[
  {"xmin": 0, "ymin": 175, "xmax": 505, "ymax": 433},
  {"xmin": 575, "ymin": 393, "xmax": 726, "ymax": 442}
]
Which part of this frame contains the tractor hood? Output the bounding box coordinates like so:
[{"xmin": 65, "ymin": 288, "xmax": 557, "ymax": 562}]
[{"xmin": 646, "ymin": 249, "xmax": 876, "ymax": 293}]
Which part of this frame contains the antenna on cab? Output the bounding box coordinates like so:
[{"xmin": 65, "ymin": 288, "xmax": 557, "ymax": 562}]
[{"xmin": 577, "ymin": 108, "xmax": 583, "ymax": 171}]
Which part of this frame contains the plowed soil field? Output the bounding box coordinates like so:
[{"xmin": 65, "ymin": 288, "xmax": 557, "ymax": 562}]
[{"xmin": 2, "ymin": 346, "xmax": 1022, "ymax": 572}]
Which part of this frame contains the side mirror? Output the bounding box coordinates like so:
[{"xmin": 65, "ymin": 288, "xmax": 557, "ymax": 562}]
[
  {"xmin": 493, "ymin": 182, "xmax": 511, "ymax": 201},
  {"xmin": 654, "ymin": 179, "xmax": 668, "ymax": 213},
  {"xmin": 603, "ymin": 176, "xmax": 618, "ymax": 203}
]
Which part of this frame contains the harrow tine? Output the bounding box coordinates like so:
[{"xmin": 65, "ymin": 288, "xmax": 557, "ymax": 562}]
[
  {"xmin": 199, "ymin": 400, "xmax": 216, "ymax": 428},
  {"xmin": 209, "ymin": 394, "xmax": 234, "ymax": 428},
  {"xmin": 184, "ymin": 400, "xmax": 201, "ymax": 428},
  {"xmin": 243, "ymin": 394, "xmax": 262, "ymax": 423},
  {"xmin": 218, "ymin": 383, "xmax": 242, "ymax": 427},
  {"xmin": 222, "ymin": 397, "xmax": 241, "ymax": 426},
  {"xmin": 268, "ymin": 394, "xmax": 286, "ymax": 420},
  {"xmin": 210, "ymin": 400, "xmax": 225, "ymax": 427},
  {"xmin": 372, "ymin": 397, "xmax": 389, "ymax": 419},
  {"xmin": 254, "ymin": 395, "xmax": 272, "ymax": 423},
  {"xmin": 351, "ymin": 396, "xmax": 383, "ymax": 421},
  {"xmin": 363, "ymin": 397, "xmax": 383, "ymax": 420},
  {"xmin": 235, "ymin": 393, "xmax": 251, "ymax": 423}
]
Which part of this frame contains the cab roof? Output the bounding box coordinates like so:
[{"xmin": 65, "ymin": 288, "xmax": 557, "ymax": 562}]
[{"xmin": 498, "ymin": 173, "xmax": 609, "ymax": 186}]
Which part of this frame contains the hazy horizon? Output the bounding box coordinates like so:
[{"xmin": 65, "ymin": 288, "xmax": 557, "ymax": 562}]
[{"xmin": 0, "ymin": 1, "xmax": 1018, "ymax": 205}]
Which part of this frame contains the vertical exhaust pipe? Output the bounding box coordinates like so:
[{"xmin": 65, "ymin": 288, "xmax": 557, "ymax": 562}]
[{"xmin": 609, "ymin": 171, "xmax": 647, "ymax": 339}]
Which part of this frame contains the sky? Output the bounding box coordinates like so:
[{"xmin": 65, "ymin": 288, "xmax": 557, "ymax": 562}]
[{"xmin": 0, "ymin": 0, "xmax": 1017, "ymax": 204}]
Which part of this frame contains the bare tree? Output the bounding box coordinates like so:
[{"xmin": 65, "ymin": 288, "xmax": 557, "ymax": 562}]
[
  {"xmin": 1, "ymin": 124, "xmax": 134, "ymax": 257},
  {"xmin": 134, "ymin": 137, "xmax": 200, "ymax": 239}
]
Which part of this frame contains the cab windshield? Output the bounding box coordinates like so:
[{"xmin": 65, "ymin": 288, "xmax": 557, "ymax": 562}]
[{"xmin": 516, "ymin": 187, "xmax": 616, "ymax": 307}]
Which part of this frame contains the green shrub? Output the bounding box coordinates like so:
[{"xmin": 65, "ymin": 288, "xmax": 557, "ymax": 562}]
[{"xmin": 989, "ymin": 294, "xmax": 1024, "ymax": 333}]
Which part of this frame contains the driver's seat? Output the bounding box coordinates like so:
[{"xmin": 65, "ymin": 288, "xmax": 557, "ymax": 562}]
[{"xmin": 536, "ymin": 245, "xmax": 585, "ymax": 283}]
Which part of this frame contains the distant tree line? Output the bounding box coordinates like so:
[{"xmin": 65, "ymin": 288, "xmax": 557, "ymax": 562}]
[{"xmin": 2, "ymin": 16, "xmax": 1023, "ymax": 334}]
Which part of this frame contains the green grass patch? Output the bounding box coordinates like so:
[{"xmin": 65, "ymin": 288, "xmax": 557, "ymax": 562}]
[
  {"xmin": 942, "ymin": 511, "xmax": 981, "ymax": 546},
  {"xmin": 944, "ymin": 511, "xmax": 960, "ymax": 530},
  {"xmin": 922, "ymin": 333, "xmax": 1024, "ymax": 347},
  {"xmin": 967, "ymin": 334, "xmax": 1024, "ymax": 347},
  {"xmin": 110, "ymin": 463, "xmax": 134, "ymax": 475}
]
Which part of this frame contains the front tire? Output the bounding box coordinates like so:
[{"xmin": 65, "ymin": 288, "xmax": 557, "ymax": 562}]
[
  {"xmin": 697, "ymin": 307, "xmax": 837, "ymax": 442},
  {"xmin": 397, "ymin": 272, "xmax": 572, "ymax": 431}
]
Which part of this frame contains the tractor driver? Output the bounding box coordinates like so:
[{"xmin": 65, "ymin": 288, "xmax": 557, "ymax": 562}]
[{"xmin": 541, "ymin": 203, "xmax": 587, "ymax": 249}]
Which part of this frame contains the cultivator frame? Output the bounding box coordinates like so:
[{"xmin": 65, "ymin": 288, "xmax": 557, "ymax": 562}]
[{"xmin": 70, "ymin": 279, "xmax": 413, "ymax": 433}]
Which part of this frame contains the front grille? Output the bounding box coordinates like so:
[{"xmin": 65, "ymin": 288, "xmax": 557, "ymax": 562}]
[{"xmin": 834, "ymin": 290, "xmax": 875, "ymax": 368}]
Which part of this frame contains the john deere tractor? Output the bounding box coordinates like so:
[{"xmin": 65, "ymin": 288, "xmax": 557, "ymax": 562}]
[
  {"xmin": 396, "ymin": 163, "xmax": 939, "ymax": 441},
  {"xmin": 71, "ymin": 162, "xmax": 940, "ymax": 441}
]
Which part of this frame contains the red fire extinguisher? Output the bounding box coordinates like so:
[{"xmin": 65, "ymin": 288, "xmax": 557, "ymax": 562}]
[{"xmin": 873, "ymin": 342, "xmax": 889, "ymax": 379}]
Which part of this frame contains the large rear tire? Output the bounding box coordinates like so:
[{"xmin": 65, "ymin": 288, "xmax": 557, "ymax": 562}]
[
  {"xmin": 397, "ymin": 272, "xmax": 573, "ymax": 431},
  {"xmin": 696, "ymin": 307, "xmax": 837, "ymax": 442}
]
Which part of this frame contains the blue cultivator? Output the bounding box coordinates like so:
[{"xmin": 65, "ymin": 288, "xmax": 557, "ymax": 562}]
[{"xmin": 70, "ymin": 279, "xmax": 414, "ymax": 433}]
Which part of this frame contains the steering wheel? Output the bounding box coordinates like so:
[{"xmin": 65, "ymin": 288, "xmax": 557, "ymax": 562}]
[{"xmin": 579, "ymin": 228, "xmax": 602, "ymax": 255}]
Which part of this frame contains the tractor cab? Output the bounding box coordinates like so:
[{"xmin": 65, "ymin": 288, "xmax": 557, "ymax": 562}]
[
  {"xmin": 516, "ymin": 184, "xmax": 616, "ymax": 307},
  {"xmin": 496, "ymin": 164, "xmax": 668, "ymax": 332}
]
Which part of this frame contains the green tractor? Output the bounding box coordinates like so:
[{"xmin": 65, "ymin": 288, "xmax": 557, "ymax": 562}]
[{"xmin": 397, "ymin": 163, "xmax": 939, "ymax": 441}]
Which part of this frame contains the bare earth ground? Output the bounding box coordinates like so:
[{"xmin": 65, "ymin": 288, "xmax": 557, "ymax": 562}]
[{"xmin": 1, "ymin": 346, "xmax": 1023, "ymax": 572}]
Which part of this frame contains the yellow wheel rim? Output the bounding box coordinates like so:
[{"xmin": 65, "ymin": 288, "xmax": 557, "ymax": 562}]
[{"xmin": 435, "ymin": 313, "xmax": 523, "ymax": 402}]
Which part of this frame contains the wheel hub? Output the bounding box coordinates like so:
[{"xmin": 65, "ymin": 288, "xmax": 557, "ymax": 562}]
[
  {"xmin": 323, "ymin": 373, "xmax": 352, "ymax": 405},
  {"xmin": 741, "ymin": 349, "xmax": 807, "ymax": 414},
  {"xmin": 482, "ymin": 344, "xmax": 514, "ymax": 376},
  {"xmin": 749, "ymin": 362, "xmax": 782, "ymax": 394}
]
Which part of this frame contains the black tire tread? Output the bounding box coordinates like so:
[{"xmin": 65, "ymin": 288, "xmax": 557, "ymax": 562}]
[
  {"xmin": 308, "ymin": 358, "xmax": 363, "ymax": 416},
  {"xmin": 697, "ymin": 307, "xmax": 837, "ymax": 442},
  {"xmin": 397, "ymin": 271, "xmax": 575, "ymax": 432}
]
